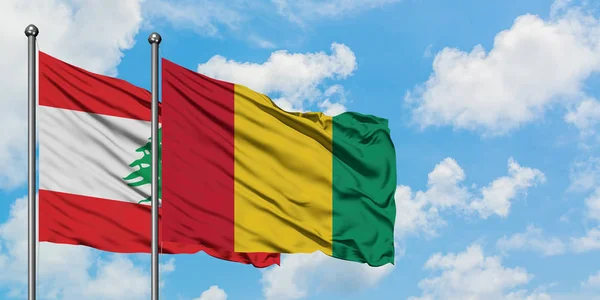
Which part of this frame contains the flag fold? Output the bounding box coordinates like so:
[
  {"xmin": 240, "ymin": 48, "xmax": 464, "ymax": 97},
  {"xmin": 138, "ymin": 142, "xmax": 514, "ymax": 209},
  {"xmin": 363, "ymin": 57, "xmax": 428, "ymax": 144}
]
[
  {"xmin": 38, "ymin": 51, "xmax": 279, "ymax": 268},
  {"xmin": 161, "ymin": 58, "xmax": 397, "ymax": 267}
]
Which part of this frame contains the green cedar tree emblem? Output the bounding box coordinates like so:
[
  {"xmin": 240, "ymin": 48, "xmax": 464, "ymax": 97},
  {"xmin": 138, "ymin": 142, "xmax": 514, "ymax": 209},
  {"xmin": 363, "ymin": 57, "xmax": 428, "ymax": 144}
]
[{"xmin": 123, "ymin": 127, "xmax": 162, "ymax": 204}]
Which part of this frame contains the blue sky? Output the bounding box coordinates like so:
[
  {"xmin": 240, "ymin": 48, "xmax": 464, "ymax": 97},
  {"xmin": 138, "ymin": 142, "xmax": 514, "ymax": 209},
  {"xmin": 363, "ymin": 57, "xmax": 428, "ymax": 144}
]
[{"xmin": 1, "ymin": 0, "xmax": 600, "ymax": 299}]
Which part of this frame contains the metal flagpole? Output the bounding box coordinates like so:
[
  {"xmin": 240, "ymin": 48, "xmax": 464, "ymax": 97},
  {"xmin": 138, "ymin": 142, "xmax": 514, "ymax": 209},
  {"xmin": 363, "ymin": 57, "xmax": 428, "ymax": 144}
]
[
  {"xmin": 148, "ymin": 32, "xmax": 162, "ymax": 300},
  {"xmin": 25, "ymin": 24, "xmax": 39, "ymax": 300}
]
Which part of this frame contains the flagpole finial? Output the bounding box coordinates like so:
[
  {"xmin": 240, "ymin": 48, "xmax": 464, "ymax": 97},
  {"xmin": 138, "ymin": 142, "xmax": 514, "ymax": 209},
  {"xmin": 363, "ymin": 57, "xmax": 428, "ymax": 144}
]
[
  {"xmin": 24, "ymin": 24, "xmax": 39, "ymax": 37},
  {"xmin": 148, "ymin": 32, "xmax": 162, "ymax": 45}
]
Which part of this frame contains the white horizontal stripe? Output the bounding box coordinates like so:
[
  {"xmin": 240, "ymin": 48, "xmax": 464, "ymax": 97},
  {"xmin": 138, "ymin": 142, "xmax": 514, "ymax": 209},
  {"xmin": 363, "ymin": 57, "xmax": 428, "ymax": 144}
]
[{"xmin": 40, "ymin": 106, "xmax": 159, "ymax": 205}]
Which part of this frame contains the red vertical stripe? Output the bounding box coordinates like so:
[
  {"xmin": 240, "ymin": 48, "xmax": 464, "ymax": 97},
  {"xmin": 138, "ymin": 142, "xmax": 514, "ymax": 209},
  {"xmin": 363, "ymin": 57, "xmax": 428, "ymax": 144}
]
[{"xmin": 161, "ymin": 59, "xmax": 280, "ymax": 266}]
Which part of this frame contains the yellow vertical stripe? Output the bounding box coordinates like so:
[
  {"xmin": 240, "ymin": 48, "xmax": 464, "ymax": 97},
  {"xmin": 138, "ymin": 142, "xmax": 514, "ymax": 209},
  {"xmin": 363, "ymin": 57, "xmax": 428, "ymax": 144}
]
[{"xmin": 233, "ymin": 85, "xmax": 334, "ymax": 255}]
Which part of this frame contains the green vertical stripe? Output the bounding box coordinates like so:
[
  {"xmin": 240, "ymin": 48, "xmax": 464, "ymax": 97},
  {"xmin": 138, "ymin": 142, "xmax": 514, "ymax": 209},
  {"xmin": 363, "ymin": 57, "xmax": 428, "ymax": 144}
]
[{"xmin": 331, "ymin": 112, "xmax": 397, "ymax": 267}]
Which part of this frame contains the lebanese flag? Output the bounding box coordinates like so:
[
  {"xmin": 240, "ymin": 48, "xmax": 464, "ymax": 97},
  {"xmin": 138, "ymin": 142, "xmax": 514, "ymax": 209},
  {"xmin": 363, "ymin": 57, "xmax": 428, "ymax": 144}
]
[{"xmin": 38, "ymin": 51, "xmax": 280, "ymax": 268}]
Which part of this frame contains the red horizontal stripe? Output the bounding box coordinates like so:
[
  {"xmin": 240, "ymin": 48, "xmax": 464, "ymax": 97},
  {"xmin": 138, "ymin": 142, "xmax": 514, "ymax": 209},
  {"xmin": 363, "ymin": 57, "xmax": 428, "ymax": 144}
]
[
  {"xmin": 39, "ymin": 51, "xmax": 161, "ymax": 122},
  {"xmin": 39, "ymin": 189, "xmax": 279, "ymax": 267}
]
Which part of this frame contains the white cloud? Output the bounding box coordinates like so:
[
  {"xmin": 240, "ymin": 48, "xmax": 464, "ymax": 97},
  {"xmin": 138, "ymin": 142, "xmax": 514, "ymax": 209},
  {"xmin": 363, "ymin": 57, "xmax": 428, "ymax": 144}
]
[
  {"xmin": 496, "ymin": 225, "xmax": 566, "ymax": 257},
  {"xmin": 569, "ymin": 156, "xmax": 600, "ymax": 192},
  {"xmin": 565, "ymin": 98, "xmax": 600, "ymax": 137},
  {"xmin": 582, "ymin": 270, "xmax": 600, "ymax": 289},
  {"xmin": 160, "ymin": 257, "xmax": 176, "ymax": 273},
  {"xmin": 194, "ymin": 285, "xmax": 228, "ymax": 300},
  {"xmin": 409, "ymin": 244, "xmax": 550, "ymax": 300},
  {"xmin": 143, "ymin": 0, "xmax": 244, "ymax": 37},
  {"xmin": 78, "ymin": 255, "xmax": 149, "ymax": 299},
  {"xmin": 272, "ymin": 0, "xmax": 401, "ymax": 24},
  {"xmin": 197, "ymin": 43, "xmax": 356, "ymax": 113},
  {"xmin": 504, "ymin": 290, "xmax": 553, "ymax": 300},
  {"xmin": 248, "ymin": 35, "xmax": 277, "ymax": 49},
  {"xmin": 395, "ymin": 157, "xmax": 545, "ymax": 238},
  {"xmin": 571, "ymin": 228, "xmax": 600, "ymax": 253},
  {"xmin": 0, "ymin": 0, "xmax": 144, "ymax": 188},
  {"xmin": 143, "ymin": 0, "xmax": 394, "ymax": 46},
  {"xmin": 569, "ymin": 187, "xmax": 600, "ymax": 253},
  {"xmin": 469, "ymin": 158, "xmax": 546, "ymax": 219},
  {"xmin": 317, "ymin": 85, "xmax": 348, "ymax": 116},
  {"xmin": 394, "ymin": 157, "xmax": 467, "ymax": 238},
  {"xmin": 144, "ymin": 0, "xmax": 398, "ymax": 39},
  {"xmin": 394, "ymin": 184, "xmax": 446, "ymax": 238},
  {"xmin": 424, "ymin": 44, "xmax": 434, "ymax": 58},
  {"xmin": 585, "ymin": 188, "xmax": 600, "ymax": 221},
  {"xmin": 0, "ymin": 196, "xmax": 163, "ymax": 299},
  {"xmin": 545, "ymin": 293, "xmax": 600, "ymax": 300},
  {"xmin": 406, "ymin": 5, "xmax": 600, "ymax": 135},
  {"xmin": 260, "ymin": 252, "xmax": 394, "ymax": 300},
  {"xmin": 318, "ymin": 99, "xmax": 347, "ymax": 116},
  {"xmin": 550, "ymin": 0, "xmax": 574, "ymax": 17}
]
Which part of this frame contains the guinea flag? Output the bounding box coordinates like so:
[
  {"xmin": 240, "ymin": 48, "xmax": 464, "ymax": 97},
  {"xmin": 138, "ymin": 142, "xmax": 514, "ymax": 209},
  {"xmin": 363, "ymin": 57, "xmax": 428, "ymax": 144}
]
[
  {"xmin": 38, "ymin": 51, "xmax": 279, "ymax": 268},
  {"xmin": 161, "ymin": 59, "xmax": 397, "ymax": 267}
]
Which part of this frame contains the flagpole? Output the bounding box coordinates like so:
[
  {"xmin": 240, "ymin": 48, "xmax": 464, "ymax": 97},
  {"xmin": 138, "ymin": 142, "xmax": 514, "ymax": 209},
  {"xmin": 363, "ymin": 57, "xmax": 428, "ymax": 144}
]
[
  {"xmin": 25, "ymin": 24, "xmax": 39, "ymax": 300},
  {"xmin": 149, "ymin": 32, "xmax": 162, "ymax": 300}
]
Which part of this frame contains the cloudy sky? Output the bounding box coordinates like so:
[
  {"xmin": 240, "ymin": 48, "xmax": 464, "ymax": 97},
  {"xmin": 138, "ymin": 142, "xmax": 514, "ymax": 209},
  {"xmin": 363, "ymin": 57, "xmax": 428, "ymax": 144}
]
[{"xmin": 1, "ymin": 0, "xmax": 600, "ymax": 299}]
